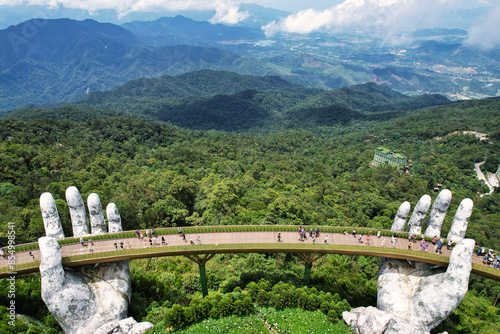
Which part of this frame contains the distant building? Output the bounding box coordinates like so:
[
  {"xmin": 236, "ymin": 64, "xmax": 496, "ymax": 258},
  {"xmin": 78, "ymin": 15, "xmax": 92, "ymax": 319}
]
[
  {"xmin": 496, "ymin": 164, "xmax": 500, "ymax": 181},
  {"xmin": 373, "ymin": 147, "xmax": 408, "ymax": 167}
]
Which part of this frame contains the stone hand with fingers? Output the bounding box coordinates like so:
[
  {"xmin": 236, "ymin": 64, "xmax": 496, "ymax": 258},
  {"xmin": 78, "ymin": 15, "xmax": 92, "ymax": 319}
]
[
  {"xmin": 343, "ymin": 189, "xmax": 475, "ymax": 334},
  {"xmin": 39, "ymin": 186, "xmax": 153, "ymax": 334}
]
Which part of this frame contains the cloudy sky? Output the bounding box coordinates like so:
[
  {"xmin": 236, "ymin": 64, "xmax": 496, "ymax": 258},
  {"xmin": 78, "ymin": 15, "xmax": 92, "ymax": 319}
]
[{"xmin": 1, "ymin": 0, "xmax": 499, "ymax": 49}]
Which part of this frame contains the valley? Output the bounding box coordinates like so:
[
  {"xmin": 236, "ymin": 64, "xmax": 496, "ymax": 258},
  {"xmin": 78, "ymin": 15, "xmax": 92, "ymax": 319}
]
[
  {"xmin": 0, "ymin": 4, "xmax": 499, "ymax": 334},
  {"xmin": 1, "ymin": 15, "xmax": 499, "ymax": 112}
]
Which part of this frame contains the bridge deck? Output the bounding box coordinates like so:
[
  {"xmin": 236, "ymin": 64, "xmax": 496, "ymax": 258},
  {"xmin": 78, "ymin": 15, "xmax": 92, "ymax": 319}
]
[{"xmin": 1, "ymin": 229, "xmax": 499, "ymax": 280}]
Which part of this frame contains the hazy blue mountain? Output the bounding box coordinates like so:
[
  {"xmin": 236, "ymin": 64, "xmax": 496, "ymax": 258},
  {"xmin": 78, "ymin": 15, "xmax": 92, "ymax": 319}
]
[
  {"xmin": 122, "ymin": 15, "xmax": 265, "ymax": 47},
  {"xmin": 412, "ymin": 28, "xmax": 467, "ymax": 38},
  {"xmin": 0, "ymin": 4, "xmax": 287, "ymax": 30},
  {"xmin": 236, "ymin": 4, "xmax": 289, "ymax": 29},
  {"xmin": 0, "ymin": 18, "xmax": 274, "ymax": 111},
  {"xmin": 0, "ymin": 5, "xmax": 215, "ymax": 29}
]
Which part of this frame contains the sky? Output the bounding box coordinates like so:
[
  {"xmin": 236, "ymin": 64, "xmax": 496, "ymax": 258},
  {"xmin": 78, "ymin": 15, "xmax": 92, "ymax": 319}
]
[{"xmin": 1, "ymin": 0, "xmax": 499, "ymax": 49}]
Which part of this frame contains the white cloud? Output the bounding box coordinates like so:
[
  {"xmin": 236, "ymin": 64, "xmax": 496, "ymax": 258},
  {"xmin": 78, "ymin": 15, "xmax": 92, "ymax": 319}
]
[
  {"xmin": 0, "ymin": 0, "xmax": 248, "ymax": 24},
  {"xmin": 2, "ymin": 0, "xmax": 499, "ymax": 47},
  {"xmin": 465, "ymin": 4, "xmax": 500, "ymax": 50},
  {"xmin": 263, "ymin": 8, "xmax": 335, "ymax": 35},
  {"xmin": 210, "ymin": 0, "xmax": 249, "ymax": 24},
  {"xmin": 262, "ymin": 0, "xmax": 491, "ymax": 41}
]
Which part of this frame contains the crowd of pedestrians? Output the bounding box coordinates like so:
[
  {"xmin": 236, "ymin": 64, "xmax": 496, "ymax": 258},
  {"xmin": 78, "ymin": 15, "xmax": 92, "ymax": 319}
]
[
  {"xmin": 478, "ymin": 247, "xmax": 499, "ymax": 269},
  {"xmin": 5, "ymin": 226, "xmax": 500, "ymax": 274},
  {"xmin": 134, "ymin": 228, "xmax": 168, "ymax": 248}
]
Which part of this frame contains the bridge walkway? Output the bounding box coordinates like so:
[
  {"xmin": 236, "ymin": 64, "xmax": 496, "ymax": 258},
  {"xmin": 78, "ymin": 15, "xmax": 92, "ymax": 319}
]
[{"xmin": 1, "ymin": 229, "xmax": 499, "ymax": 281}]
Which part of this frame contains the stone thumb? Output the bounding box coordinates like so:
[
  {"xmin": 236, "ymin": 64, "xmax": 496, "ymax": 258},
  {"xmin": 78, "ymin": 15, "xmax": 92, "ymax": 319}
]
[
  {"xmin": 443, "ymin": 238, "xmax": 475, "ymax": 297},
  {"xmin": 39, "ymin": 237, "xmax": 65, "ymax": 289}
]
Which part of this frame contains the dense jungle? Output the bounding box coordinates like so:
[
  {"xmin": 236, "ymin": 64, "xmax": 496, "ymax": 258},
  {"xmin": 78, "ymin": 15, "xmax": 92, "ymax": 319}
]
[{"xmin": 1, "ymin": 75, "xmax": 500, "ymax": 333}]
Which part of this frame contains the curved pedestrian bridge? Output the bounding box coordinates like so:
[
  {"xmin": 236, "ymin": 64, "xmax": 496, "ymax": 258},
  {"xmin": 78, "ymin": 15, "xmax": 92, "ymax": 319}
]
[{"xmin": 1, "ymin": 225, "xmax": 499, "ymax": 281}]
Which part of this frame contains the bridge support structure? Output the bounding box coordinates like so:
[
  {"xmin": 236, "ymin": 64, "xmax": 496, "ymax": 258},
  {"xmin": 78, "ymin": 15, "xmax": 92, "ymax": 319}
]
[
  {"xmin": 297, "ymin": 253, "xmax": 325, "ymax": 286},
  {"xmin": 184, "ymin": 254, "xmax": 216, "ymax": 297}
]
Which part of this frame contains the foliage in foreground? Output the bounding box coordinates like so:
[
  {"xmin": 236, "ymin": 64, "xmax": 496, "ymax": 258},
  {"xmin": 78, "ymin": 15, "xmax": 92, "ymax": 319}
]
[
  {"xmin": 147, "ymin": 307, "xmax": 353, "ymax": 334},
  {"xmin": 169, "ymin": 314, "xmax": 269, "ymax": 334},
  {"xmin": 257, "ymin": 307, "xmax": 353, "ymax": 334},
  {"xmin": 159, "ymin": 281, "xmax": 351, "ymax": 331}
]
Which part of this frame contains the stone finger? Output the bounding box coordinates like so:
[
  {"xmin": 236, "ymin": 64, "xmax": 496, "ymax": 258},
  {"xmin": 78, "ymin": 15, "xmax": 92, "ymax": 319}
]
[
  {"xmin": 443, "ymin": 238, "xmax": 474, "ymax": 295},
  {"xmin": 407, "ymin": 194, "xmax": 431, "ymax": 235},
  {"xmin": 39, "ymin": 237, "xmax": 65, "ymax": 288},
  {"xmin": 40, "ymin": 192, "xmax": 65, "ymax": 239},
  {"xmin": 107, "ymin": 203, "xmax": 123, "ymax": 233},
  {"xmin": 391, "ymin": 201, "xmax": 410, "ymax": 231},
  {"xmin": 88, "ymin": 193, "xmax": 107, "ymax": 235},
  {"xmin": 447, "ymin": 198, "xmax": 473, "ymax": 243},
  {"xmin": 424, "ymin": 189, "xmax": 452, "ymax": 237},
  {"xmin": 66, "ymin": 186, "xmax": 90, "ymax": 237}
]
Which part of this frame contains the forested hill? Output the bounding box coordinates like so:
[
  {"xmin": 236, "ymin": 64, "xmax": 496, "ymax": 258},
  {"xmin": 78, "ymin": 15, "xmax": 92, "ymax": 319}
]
[
  {"xmin": 77, "ymin": 70, "xmax": 298, "ymax": 102},
  {"xmin": 1, "ymin": 97, "xmax": 499, "ymax": 248},
  {"xmin": 0, "ymin": 19, "xmax": 273, "ymax": 111},
  {"xmin": 1, "ymin": 80, "xmax": 499, "ymax": 334},
  {"xmin": 5, "ymin": 72, "xmax": 451, "ymax": 132}
]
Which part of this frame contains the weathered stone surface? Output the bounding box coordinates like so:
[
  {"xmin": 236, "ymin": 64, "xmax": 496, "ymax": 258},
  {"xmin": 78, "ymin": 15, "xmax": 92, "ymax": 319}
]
[
  {"xmin": 392, "ymin": 201, "xmax": 410, "ymax": 232},
  {"xmin": 424, "ymin": 189, "xmax": 452, "ymax": 238},
  {"xmin": 407, "ymin": 194, "xmax": 431, "ymax": 235},
  {"xmin": 40, "ymin": 192, "xmax": 65, "ymax": 239},
  {"xmin": 66, "ymin": 186, "xmax": 89, "ymax": 236},
  {"xmin": 88, "ymin": 193, "xmax": 106, "ymax": 235},
  {"xmin": 39, "ymin": 237, "xmax": 131, "ymax": 334},
  {"xmin": 39, "ymin": 187, "xmax": 151, "ymax": 334},
  {"xmin": 94, "ymin": 317, "xmax": 153, "ymax": 334},
  {"xmin": 447, "ymin": 198, "xmax": 473, "ymax": 242},
  {"xmin": 344, "ymin": 191, "xmax": 475, "ymax": 334},
  {"xmin": 345, "ymin": 239, "xmax": 475, "ymax": 334},
  {"xmin": 107, "ymin": 203, "xmax": 123, "ymax": 233},
  {"xmin": 343, "ymin": 306, "xmax": 428, "ymax": 334}
]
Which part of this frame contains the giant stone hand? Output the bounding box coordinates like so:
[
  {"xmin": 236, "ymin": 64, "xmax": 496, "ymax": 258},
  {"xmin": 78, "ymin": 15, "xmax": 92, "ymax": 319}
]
[
  {"xmin": 39, "ymin": 186, "xmax": 153, "ymax": 334},
  {"xmin": 343, "ymin": 190, "xmax": 475, "ymax": 334}
]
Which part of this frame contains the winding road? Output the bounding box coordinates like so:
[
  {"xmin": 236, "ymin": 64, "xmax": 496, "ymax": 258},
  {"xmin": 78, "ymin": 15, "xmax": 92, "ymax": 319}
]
[{"xmin": 474, "ymin": 161, "xmax": 499, "ymax": 197}]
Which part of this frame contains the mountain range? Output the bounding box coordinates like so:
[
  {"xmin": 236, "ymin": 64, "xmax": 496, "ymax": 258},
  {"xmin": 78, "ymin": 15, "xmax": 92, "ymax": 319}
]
[
  {"xmin": 1, "ymin": 14, "xmax": 498, "ymax": 113},
  {"xmin": 122, "ymin": 15, "xmax": 265, "ymax": 47},
  {"xmin": 0, "ymin": 17, "xmax": 275, "ymax": 111},
  {"xmin": 0, "ymin": 3, "xmax": 288, "ymax": 30},
  {"xmin": 5, "ymin": 70, "xmax": 451, "ymax": 132}
]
